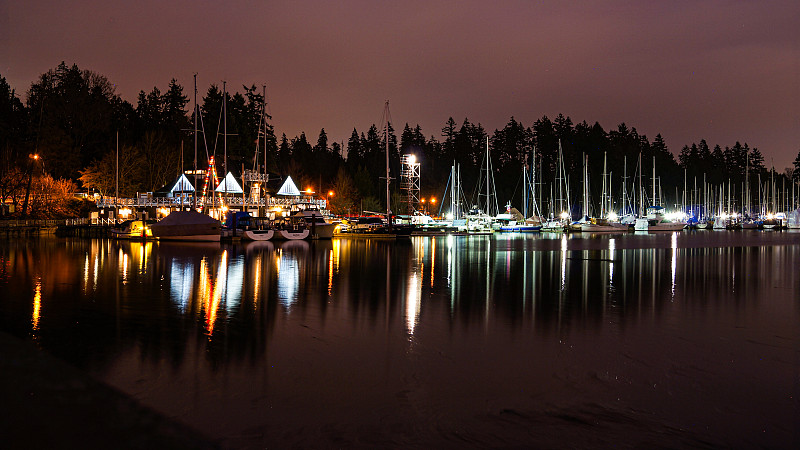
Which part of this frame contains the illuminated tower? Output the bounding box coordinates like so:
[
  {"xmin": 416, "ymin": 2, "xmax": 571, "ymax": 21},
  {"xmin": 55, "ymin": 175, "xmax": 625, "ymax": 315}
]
[{"xmin": 400, "ymin": 154, "xmax": 420, "ymax": 215}]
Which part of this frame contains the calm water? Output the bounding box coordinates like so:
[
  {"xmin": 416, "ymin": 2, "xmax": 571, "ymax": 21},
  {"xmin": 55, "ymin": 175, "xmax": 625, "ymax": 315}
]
[{"xmin": 1, "ymin": 231, "xmax": 798, "ymax": 448}]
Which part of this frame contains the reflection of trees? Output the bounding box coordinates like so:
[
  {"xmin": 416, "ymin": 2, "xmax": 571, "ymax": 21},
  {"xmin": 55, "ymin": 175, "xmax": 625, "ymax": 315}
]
[{"xmin": 0, "ymin": 236, "xmax": 789, "ymax": 374}]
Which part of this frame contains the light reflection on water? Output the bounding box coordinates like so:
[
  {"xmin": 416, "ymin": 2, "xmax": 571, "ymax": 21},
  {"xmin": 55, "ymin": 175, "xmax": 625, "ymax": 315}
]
[{"xmin": 0, "ymin": 232, "xmax": 798, "ymax": 447}]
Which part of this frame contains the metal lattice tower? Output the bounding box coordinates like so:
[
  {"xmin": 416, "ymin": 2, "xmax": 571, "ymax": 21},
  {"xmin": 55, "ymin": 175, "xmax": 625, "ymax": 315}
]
[{"xmin": 401, "ymin": 154, "xmax": 421, "ymax": 215}]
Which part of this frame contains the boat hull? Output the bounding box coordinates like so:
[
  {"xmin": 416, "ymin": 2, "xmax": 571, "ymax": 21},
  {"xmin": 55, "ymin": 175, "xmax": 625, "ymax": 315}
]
[
  {"xmin": 498, "ymin": 225, "xmax": 542, "ymax": 232},
  {"xmin": 243, "ymin": 229, "xmax": 275, "ymax": 241},
  {"xmin": 276, "ymin": 229, "xmax": 310, "ymax": 240},
  {"xmin": 580, "ymin": 224, "xmax": 628, "ymax": 233}
]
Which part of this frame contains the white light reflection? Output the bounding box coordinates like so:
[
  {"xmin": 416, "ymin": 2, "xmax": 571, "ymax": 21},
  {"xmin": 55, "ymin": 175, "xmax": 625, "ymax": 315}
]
[
  {"xmin": 169, "ymin": 261, "xmax": 194, "ymax": 312},
  {"xmin": 609, "ymin": 238, "xmax": 616, "ymax": 286},
  {"xmin": 117, "ymin": 252, "xmax": 124, "ymax": 286},
  {"xmin": 430, "ymin": 238, "xmax": 435, "ymax": 288},
  {"xmin": 446, "ymin": 234, "xmax": 454, "ymax": 287},
  {"xmin": 83, "ymin": 253, "xmax": 90, "ymax": 293},
  {"xmin": 276, "ymin": 249, "xmax": 300, "ymax": 309},
  {"xmin": 671, "ymin": 232, "xmax": 678, "ymax": 298},
  {"xmin": 224, "ymin": 255, "xmax": 244, "ymax": 313},
  {"xmin": 560, "ymin": 235, "xmax": 567, "ymax": 291},
  {"xmin": 406, "ymin": 272, "xmax": 421, "ymax": 334}
]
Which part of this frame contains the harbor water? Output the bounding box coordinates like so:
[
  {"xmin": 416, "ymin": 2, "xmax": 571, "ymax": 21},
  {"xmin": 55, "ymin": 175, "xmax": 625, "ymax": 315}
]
[{"xmin": 1, "ymin": 231, "xmax": 798, "ymax": 448}]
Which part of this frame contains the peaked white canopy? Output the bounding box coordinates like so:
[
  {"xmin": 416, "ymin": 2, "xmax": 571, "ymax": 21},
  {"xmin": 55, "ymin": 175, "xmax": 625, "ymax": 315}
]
[
  {"xmin": 170, "ymin": 174, "xmax": 195, "ymax": 194},
  {"xmin": 215, "ymin": 172, "xmax": 244, "ymax": 194},
  {"xmin": 277, "ymin": 176, "xmax": 301, "ymax": 196}
]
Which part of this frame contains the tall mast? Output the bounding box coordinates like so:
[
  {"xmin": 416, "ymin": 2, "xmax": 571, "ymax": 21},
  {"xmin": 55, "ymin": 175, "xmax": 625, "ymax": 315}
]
[
  {"xmin": 602, "ymin": 152, "xmax": 608, "ymax": 217},
  {"xmin": 450, "ymin": 163, "xmax": 456, "ymax": 219},
  {"xmin": 193, "ymin": 74, "xmax": 198, "ymax": 210},
  {"xmin": 745, "ymin": 148, "xmax": 750, "ymax": 216},
  {"xmin": 384, "ymin": 101, "xmax": 391, "ymax": 222},
  {"xmin": 582, "ymin": 153, "xmax": 588, "ymax": 217},
  {"xmin": 622, "ymin": 155, "xmax": 627, "ymax": 216},
  {"xmin": 115, "ymin": 130, "xmax": 119, "ymax": 219},
  {"xmin": 486, "ymin": 136, "xmax": 490, "ymax": 214},
  {"xmin": 638, "ymin": 152, "xmax": 643, "ymax": 216},
  {"xmin": 223, "ymin": 81, "xmax": 228, "ymax": 196},
  {"xmin": 652, "ymin": 156, "xmax": 656, "ymax": 207},
  {"xmin": 522, "ymin": 153, "xmax": 528, "ymax": 218}
]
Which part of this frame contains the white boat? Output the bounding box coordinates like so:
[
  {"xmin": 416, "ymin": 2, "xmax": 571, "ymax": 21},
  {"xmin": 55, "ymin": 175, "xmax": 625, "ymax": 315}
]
[
  {"xmin": 541, "ymin": 218, "xmax": 568, "ymax": 232},
  {"xmin": 635, "ymin": 207, "xmax": 685, "ymax": 231},
  {"xmin": 149, "ymin": 211, "xmax": 221, "ymax": 241},
  {"xmin": 272, "ymin": 215, "xmax": 311, "ymax": 240},
  {"xmin": 243, "ymin": 229, "xmax": 275, "ymax": 241},
  {"xmin": 580, "ymin": 218, "xmax": 628, "ymax": 233},
  {"xmin": 787, "ymin": 208, "xmax": 800, "ymax": 229},
  {"xmin": 292, "ymin": 210, "xmax": 335, "ymax": 239},
  {"xmin": 277, "ymin": 228, "xmax": 310, "ymax": 240}
]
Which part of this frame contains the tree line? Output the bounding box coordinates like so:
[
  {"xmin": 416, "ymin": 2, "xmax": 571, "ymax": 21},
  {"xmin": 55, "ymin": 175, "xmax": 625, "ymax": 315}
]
[{"xmin": 2, "ymin": 62, "xmax": 798, "ymax": 219}]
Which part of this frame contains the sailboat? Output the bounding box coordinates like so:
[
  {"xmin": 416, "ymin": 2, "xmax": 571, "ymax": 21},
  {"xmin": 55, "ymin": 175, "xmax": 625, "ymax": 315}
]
[
  {"xmin": 463, "ymin": 137, "xmax": 497, "ymax": 233},
  {"xmin": 541, "ymin": 140, "xmax": 570, "ymax": 232},
  {"xmin": 634, "ymin": 156, "xmax": 684, "ymax": 231},
  {"xmin": 335, "ymin": 102, "xmax": 414, "ymax": 238},
  {"xmin": 498, "ymin": 150, "xmax": 542, "ymax": 232},
  {"xmin": 580, "ymin": 152, "xmax": 628, "ymax": 233}
]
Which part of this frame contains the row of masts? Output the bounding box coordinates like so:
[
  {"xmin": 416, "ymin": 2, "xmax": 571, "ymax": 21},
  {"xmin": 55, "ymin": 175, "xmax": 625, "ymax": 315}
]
[{"xmin": 438, "ymin": 138, "xmax": 798, "ymax": 222}]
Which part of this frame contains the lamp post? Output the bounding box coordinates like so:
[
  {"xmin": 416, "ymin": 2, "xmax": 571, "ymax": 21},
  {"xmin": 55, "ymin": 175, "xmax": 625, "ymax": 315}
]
[
  {"xmin": 327, "ymin": 191, "xmax": 334, "ymax": 215},
  {"xmin": 21, "ymin": 154, "xmax": 39, "ymax": 219}
]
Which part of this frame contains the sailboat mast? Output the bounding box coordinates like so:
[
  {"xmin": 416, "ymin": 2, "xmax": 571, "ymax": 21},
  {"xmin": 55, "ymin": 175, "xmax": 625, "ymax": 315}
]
[
  {"xmin": 486, "ymin": 136, "xmax": 490, "ymax": 215},
  {"xmin": 223, "ymin": 81, "xmax": 228, "ymax": 198},
  {"xmin": 602, "ymin": 152, "xmax": 608, "ymax": 217},
  {"xmin": 193, "ymin": 74, "xmax": 198, "ymax": 210},
  {"xmin": 622, "ymin": 155, "xmax": 627, "ymax": 216},
  {"xmin": 582, "ymin": 153, "xmax": 588, "ymax": 218},
  {"xmin": 384, "ymin": 101, "xmax": 391, "ymax": 222},
  {"xmin": 638, "ymin": 152, "xmax": 643, "ymax": 216},
  {"xmin": 745, "ymin": 148, "xmax": 750, "ymax": 216},
  {"xmin": 652, "ymin": 156, "xmax": 656, "ymax": 207},
  {"xmin": 523, "ymin": 155, "xmax": 528, "ymax": 218}
]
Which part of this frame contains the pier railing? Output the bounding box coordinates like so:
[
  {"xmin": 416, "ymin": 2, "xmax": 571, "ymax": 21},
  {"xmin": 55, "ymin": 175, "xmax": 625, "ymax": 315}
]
[{"xmin": 95, "ymin": 196, "xmax": 327, "ymax": 210}]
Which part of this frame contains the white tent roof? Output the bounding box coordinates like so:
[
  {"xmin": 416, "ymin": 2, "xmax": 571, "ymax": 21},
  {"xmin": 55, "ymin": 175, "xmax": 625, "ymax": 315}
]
[
  {"xmin": 215, "ymin": 172, "xmax": 244, "ymax": 194},
  {"xmin": 277, "ymin": 176, "xmax": 301, "ymax": 196},
  {"xmin": 170, "ymin": 174, "xmax": 195, "ymax": 193}
]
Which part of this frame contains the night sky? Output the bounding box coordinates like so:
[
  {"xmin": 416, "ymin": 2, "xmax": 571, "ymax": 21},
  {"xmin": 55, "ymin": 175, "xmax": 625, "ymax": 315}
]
[{"xmin": 2, "ymin": 1, "xmax": 799, "ymax": 168}]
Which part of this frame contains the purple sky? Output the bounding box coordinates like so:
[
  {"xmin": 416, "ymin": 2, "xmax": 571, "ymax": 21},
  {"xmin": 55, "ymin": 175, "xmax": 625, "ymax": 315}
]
[{"xmin": 2, "ymin": 1, "xmax": 799, "ymax": 168}]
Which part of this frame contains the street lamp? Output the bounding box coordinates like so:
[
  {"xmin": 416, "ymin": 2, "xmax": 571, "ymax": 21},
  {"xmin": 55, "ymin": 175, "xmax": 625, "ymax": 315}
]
[
  {"xmin": 327, "ymin": 190, "xmax": 334, "ymax": 214},
  {"xmin": 22, "ymin": 154, "xmax": 40, "ymax": 219}
]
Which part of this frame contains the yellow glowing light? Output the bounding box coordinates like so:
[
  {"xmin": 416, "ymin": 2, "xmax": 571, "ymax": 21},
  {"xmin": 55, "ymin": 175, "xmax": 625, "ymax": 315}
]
[
  {"xmin": 328, "ymin": 191, "xmax": 334, "ymax": 197},
  {"xmin": 430, "ymin": 197, "xmax": 436, "ymax": 204},
  {"xmin": 607, "ymin": 211, "xmax": 618, "ymax": 221},
  {"xmin": 560, "ymin": 211, "xmax": 569, "ymax": 219},
  {"xmin": 408, "ymin": 154, "xmax": 416, "ymax": 165},
  {"xmin": 32, "ymin": 277, "xmax": 42, "ymax": 331},
  {"xmin": 306, "ymin": 187, "xmax": 313, "ymax": 194},
  {"xmin": 158, "ymin": 207, "xmax": 170, "ymax": 217},
  {"xmin": 119, "ymin": 207, "xmax": 132, "ymax": 218}
]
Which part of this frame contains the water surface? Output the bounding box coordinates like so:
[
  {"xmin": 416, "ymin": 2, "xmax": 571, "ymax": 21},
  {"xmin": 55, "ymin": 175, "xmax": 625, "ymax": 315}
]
[{"xmin": 1, "ymin": 231, "xmax": 798, "ymax": 447}]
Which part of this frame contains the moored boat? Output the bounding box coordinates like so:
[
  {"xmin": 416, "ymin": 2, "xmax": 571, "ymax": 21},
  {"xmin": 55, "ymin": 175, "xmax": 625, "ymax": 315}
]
[{"xmin": 149, "ymin": 210, "xmax": 221, "ymax": 242}]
